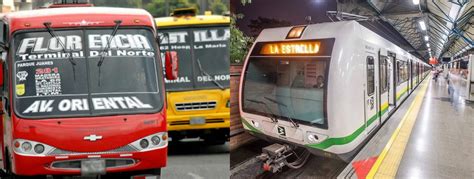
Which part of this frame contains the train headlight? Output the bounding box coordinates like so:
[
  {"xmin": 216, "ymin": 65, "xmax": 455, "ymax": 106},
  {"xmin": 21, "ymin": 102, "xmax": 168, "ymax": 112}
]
[
  {"xmin": 251, "ymin": 120, "xmax": 260, "ymax": 128},
  {"xmin": 305, "ymin": 132, "xmax": 328, "ymax": 144},
  {"xmin": 13, "ymin": 139, "xmax": 54, "ymax": 156},
  {"xmin": 130, "ymin": 132, "xmax": 168, "ymax": 152}
]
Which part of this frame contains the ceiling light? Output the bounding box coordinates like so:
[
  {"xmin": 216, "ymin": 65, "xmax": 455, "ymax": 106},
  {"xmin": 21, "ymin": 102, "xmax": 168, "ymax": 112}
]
[
  {"xmin": 424, "ymin": 35, "xmax": 429, "ymax": 41},
  {"xmin": 426, "ymin": 43, "xmax": 430, "ymax": 47},
  {"xmin": 419, "ymin": 21, "xmax": 427, "ymax": 31},
  {"xmin": 413, "ymin": 0, "xmax": 420, "ymax": 5}
]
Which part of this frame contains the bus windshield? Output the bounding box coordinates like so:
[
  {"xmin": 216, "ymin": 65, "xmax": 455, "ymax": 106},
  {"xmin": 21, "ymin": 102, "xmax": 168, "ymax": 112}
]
[
  {"xmin": 158, "ymin": 25, "xmax": 230, "ymax": 91},
  {"xmin": 242, "ymin": 57, "xmax": 329, "ymax": 127},
  {"xmin": 13, "ymin": 28, "xmax": 163, "ymax": 119}
]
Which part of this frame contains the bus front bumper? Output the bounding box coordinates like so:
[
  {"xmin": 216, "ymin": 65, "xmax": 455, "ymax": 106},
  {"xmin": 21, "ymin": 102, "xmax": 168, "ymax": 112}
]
[
  {"xmin": 167, "ymin": 112, "xmax": 230, "ymax": 131},
  {"xmin": 12, "ymin": 147, "xmax": 167, "ymax": 176}
]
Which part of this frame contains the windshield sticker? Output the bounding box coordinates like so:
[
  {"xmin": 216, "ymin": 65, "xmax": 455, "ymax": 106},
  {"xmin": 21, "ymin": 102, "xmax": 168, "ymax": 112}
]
[
  {"xmin": 16, "ymin": 84, "xmax": 25, "ymax": 96},
  {"xmin": 164, "ymin": 77, "xmax": 191, "ymax": 83},
  {"xmin": 22, "ymin": 96, "xmax": 153, "ymax": 114},
  {"xmin": 13, "ymin": 29, "xmax": 162, "ymax": 118},
  {"xmin": 159, "ymin": 28, "xmax": 230, "ymax": 89},
  {"xmin": 159, "ymin": 28, "xmax": 229, "ymax": 51},
  {"xmin": 197, "ymin": 74, "xmax": 230, "ymax": 82},
  {"xmin": 16, "ymin": 71, "xmax": 28, "ymax": 81},
  {"xmin": 35, "ymin": 67, "xmax": 62, "ymax": 96},
  {"xmin": 17, "ymin": 34, "xmax": 154, "ymax": 61}
]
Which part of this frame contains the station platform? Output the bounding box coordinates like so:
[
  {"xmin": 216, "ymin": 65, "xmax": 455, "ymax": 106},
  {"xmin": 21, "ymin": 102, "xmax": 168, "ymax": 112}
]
[{"xmin": 339, "ymin": 72, "xmax": 473, "ymax": 178}]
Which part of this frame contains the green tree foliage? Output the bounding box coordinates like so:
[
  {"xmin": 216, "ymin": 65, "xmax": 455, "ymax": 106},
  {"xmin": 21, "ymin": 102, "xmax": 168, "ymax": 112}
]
[
  {"xmin": 209, "ymin": 0, "xmax": 228, "ymax": 15},
  {"xmin": 145, "ymin": 0, "xmax": 199, "ymax": 17},
  {"xmin": 88, "ymin": 0, "xmax": 228, "ymax": 17},
  {"xmin": 248, "ymin": 17, "xmax": 291, "ymax": 37},
  {"xmin": 230, "ymin": 14, "xmax": 253, "ymax": 64}
]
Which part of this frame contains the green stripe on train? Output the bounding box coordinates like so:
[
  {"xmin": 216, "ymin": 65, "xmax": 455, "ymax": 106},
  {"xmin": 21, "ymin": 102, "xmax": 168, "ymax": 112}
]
[
  {"xmin": 241, "ymin": 117, "xmax": 262, "ymax": 134},
  {"xmin": 306, "ymin": 105, "xmax": 389, "ymax": 150}
]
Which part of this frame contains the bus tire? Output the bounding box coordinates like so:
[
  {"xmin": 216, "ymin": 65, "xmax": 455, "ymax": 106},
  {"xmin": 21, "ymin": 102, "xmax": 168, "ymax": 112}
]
[{"xmin": 4, "ymin": 149, "xmax": 46, "ymax": 179}]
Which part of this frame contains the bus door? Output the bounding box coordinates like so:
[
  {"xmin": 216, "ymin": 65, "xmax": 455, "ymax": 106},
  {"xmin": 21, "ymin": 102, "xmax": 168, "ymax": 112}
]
[{"xmin": 387, "ymin": 51, "xmax": 396, "ymax": 108}]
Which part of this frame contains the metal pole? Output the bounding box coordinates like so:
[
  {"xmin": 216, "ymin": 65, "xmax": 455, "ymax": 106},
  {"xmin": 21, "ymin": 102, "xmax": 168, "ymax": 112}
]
[{"xmin": 165, "ymin": 0, "xmax": 169, "ymax": 16}]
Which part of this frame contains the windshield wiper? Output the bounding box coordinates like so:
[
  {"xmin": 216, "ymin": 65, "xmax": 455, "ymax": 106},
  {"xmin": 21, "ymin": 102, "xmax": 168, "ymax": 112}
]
[
  {"xmin": 196, "ymin": 58, "xmax": 225, "ymax": 90},
  {"xmin": 97, "ymin": 20, "xmax": 122, "ymax": 86},
  {"xmin": 264, "ymin": 96, "xmax": 299, "ymax": 128},
  {"xmin": 43, "ymin": 22, "xmax": 77, "ymax": 80},
  {"xmin": 246, "ymin": 99, "xmax": 278, "ymax": 123}
]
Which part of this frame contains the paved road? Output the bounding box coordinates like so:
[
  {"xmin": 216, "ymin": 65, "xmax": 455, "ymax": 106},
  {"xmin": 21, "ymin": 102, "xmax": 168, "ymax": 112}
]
[
  {"xmin": 162, "ymin": 140, "xmax": 230, "ymax": 179},
  {"xmin": 0, "ymin": 139, "xmax": 229, "ymax": 179}
]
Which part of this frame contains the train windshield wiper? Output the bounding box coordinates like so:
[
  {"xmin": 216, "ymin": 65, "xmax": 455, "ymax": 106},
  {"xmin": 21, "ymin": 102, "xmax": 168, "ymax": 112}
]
[
  {"xmin": 246, "ymin": 99, "xmax": 278, "ymax": 123},
  {"xmin": 264, "ymin": 96, "xmax": 299, "ymax": 128},
  {"xmin": 196, "ymin": 58, "xmax": 224, "ymax": 90},
  {"xmin": 97, "ymin": 20, "xmax": 122, "ymax": 86},
  {"xmin": 43, "ymin": 22, "xmax": 77, "ymax": 80}
]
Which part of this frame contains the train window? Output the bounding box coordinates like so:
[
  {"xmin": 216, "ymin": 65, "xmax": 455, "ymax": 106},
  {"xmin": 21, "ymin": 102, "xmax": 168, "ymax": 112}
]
[
  {"xmin": 380, "ymin": 56, "xmax": 388, "ymax": 92},
  {"xmin": 242, "ymin": 57, "xmax": 329, "ymax": 127},
  {"xmin": 397, "ymin": 60, "xmax": 408, "ymax": 84},
  {"xmin": 366, "ymin": 56, "xmax": 375, "ymax": 95},
  {"xmin": 396, "ymin": 61, "xmax": 400, "ymax": 84}
]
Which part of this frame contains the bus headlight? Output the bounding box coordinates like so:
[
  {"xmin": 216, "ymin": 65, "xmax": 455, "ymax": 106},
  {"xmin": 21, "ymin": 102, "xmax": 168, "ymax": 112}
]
[
  {"xmin": 151, "ymin": 135, "xmax": 161, "ymax": 145},
  {"xmin": 130, "ymin": 132, "xmax": 168, "ymax": 151},
  {"xmin": 305, "ymin": 132, "xmax": 328, "ymax": 144},
  {"xmin": 21, "ymin": 142, "xmax": 32, "ymax": 152},
  {"xmin": 13, "ymin": 139, "xmax": 54, "ymax": 156},
  {"xmin": 34, "ymin": 144, "xmax": 45, "ymax": 154}
]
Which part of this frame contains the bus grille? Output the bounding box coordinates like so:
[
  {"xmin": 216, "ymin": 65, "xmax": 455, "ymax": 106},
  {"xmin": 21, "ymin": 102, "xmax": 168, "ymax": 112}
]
[
  {"xmin": 47, "ymin": 145, "xmax": 138, "ymax": 156},
  {"xmin": 170, "ymin": 118, "xmax": 225, "ymax": 126},
  {"xmin": 51, "ymin": 159, "xmax": 135, "ymax": 170},
  {"xmin": 175, "ymin": 101, "xmax": 217, "ymax": 111}
]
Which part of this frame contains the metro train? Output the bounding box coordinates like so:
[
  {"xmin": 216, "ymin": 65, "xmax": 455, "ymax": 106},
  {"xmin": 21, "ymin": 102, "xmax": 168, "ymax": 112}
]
[{"xmin": 238, "ymin": 21, "xmax": 430, "ymax": 171}]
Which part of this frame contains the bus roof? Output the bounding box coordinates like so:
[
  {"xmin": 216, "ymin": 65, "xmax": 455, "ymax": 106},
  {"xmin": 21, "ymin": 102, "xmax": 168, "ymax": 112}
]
[
  {"xmin": 3, "ymin": 7, "xmax": 155, "ymax": 34},
  {"xmin": 155, "ymin": 14, "xmax": 229, "ymax": 28}
]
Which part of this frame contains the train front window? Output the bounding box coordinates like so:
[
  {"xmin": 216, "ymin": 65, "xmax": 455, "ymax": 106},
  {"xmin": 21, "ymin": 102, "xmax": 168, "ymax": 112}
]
[{"xmin": 242, "ymin": 57, "xmax": 328, "ymax": 127}]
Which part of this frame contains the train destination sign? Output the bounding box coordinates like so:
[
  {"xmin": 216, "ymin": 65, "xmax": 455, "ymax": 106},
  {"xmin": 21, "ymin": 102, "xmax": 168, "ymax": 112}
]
[
  {"xmin": 260, "ymin": 41, "xmax": 320, "ymax": 55},
  {"xmin": 251, "ymin": 39, "xmax": 334, "ymax": 57}
]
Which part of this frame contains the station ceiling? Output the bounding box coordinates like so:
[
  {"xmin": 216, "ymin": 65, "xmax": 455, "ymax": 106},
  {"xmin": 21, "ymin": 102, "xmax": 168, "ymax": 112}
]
[
  {"xmin": 337, "ymin": 0, "xmax": 473, "ymax": 61},
  {"xmin": 369, "ymin": 0, "xmax": 473, "ymax": 60}
]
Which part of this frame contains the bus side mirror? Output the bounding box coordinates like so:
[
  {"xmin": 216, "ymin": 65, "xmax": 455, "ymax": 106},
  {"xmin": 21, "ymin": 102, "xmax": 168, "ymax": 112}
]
[
  {"xmin": 165, "ymin": 51, "xmax": 178, "ymax": 80},
  {"xmin": 0, "ymin": 21, "xmax": 6, "ymax": 50},
  {"xmin": 0, "ymin": 61, "xmax": 3, "ymax": 93}
]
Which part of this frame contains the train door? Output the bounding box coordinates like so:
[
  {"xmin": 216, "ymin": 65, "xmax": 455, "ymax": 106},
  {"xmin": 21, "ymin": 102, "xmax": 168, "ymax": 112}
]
[
  {"xmin": 387, "ymin": 52, "xmax": 396, "ymax": 108},
  {"xmin": 408, "ymin": 59, "xmax": 412, "ymax": 92},
  {"xmin": 364, "ymin": 55, "xmax": 378, "ymax": 133},
  {"xmin": 378, "ymin": 49, "xmax": 389, "ymax": 122}
]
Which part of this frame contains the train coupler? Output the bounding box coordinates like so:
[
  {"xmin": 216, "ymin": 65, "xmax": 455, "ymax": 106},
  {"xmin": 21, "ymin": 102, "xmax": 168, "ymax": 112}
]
[{"xmin": 256, "ymin": 143, "xmax": 293, "ymax": 173}]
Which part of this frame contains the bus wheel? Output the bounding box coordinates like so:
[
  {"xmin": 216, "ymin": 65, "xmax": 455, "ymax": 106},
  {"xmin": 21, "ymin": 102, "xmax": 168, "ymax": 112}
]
[
  {"xmin": 4, "ymin": 150, "xmax": 47, "ymax": 179},
  {"xmin": 202, "ymin": 136, "xmax": 226, "ymax": 145}
]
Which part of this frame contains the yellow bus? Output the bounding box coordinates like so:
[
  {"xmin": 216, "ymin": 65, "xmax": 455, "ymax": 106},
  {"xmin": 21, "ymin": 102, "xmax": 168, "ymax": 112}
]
[{"xmin": 155, "ymin": 8, "xmax": 230, "ymax": 144}]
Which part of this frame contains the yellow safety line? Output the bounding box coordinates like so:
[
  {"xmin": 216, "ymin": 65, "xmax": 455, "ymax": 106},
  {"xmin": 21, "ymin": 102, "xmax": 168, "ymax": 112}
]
[{"xmin": 366, "ymin": 75, "xmax": 430, "ymax": 179}]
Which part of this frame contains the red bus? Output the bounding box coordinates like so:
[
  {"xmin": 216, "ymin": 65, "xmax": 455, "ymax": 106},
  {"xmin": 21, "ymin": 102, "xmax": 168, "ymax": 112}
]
[{"xmin": 0, "ymin": 2, "xmax": 177, "ymax": 178}]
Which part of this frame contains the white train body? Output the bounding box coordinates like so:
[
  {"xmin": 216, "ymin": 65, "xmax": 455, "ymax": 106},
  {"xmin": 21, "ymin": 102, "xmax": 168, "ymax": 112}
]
[{"xmin": 239, "ymin": 21, "xmax": 430, "ymax": 160}]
